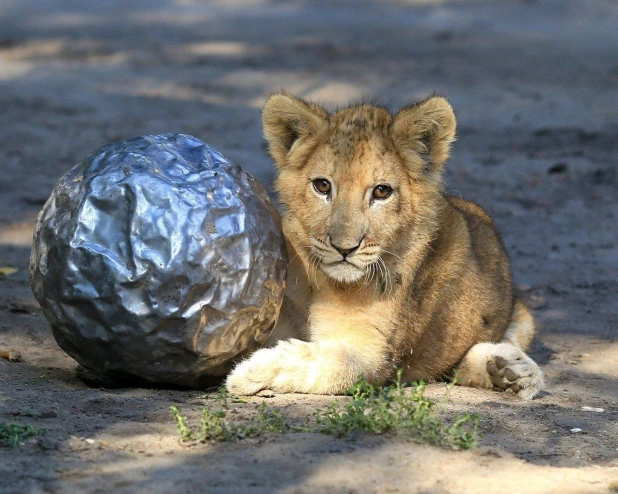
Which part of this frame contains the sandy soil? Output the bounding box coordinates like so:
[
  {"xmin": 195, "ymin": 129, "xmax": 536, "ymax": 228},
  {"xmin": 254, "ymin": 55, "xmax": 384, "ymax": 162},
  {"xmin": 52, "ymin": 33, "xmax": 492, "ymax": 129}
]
[{"xmin": 0, "ymin": 1, "xmax": 617, "ymax": 492}]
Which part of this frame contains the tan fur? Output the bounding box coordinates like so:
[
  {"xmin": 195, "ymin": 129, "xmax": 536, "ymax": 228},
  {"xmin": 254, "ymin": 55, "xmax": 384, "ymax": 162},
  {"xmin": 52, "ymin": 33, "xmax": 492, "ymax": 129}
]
[
  {"xmin": 503, "ymin": 298, "xmax": 536, "ymax": 350},
  {"xmin": 226, "ymin": 92, "xmax": 543, "ymax": 399}
]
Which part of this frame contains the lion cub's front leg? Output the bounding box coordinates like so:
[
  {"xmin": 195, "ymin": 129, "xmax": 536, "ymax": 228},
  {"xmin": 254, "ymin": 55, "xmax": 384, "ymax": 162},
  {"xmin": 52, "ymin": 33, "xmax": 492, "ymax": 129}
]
[{"xmin": 226, "ymin": 337, "xmax": 386, "ymax": 396}]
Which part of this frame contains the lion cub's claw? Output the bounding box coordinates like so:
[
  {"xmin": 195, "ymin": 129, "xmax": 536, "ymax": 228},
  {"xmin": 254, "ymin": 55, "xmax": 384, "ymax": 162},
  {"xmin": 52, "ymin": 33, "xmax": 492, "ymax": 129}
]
[{"xmin": 486, "ymin": 346, "xmax": 544, "ymax": 400}]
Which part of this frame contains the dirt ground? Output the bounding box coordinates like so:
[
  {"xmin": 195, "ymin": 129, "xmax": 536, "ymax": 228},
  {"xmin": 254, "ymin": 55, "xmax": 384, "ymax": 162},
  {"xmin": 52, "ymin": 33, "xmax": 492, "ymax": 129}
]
[{"xmin": 0, "ymin": 1, "xmax": 617, "ymax": 492}]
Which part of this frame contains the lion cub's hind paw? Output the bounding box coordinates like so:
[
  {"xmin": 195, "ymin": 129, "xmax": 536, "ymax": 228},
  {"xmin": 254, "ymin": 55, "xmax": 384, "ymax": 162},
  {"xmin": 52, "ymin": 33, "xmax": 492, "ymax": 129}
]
[{"xmin": 486, "ymin": 345, "xmax": 544, "ymax": 400}]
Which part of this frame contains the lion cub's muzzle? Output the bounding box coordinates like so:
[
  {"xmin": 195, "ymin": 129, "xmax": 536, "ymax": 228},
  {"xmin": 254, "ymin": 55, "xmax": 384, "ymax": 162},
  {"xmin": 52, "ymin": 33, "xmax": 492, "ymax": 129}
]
[{"xmin": 308, "ymin": 235, "xmax": 381, "ymax": 284}]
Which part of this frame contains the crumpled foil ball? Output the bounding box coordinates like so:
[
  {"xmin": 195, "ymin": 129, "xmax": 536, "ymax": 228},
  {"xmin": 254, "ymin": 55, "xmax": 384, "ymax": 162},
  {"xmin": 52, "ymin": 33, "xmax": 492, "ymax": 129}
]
[{"xmin": 30, "ymin": 134, "xmax": 287, "ymax": 387}]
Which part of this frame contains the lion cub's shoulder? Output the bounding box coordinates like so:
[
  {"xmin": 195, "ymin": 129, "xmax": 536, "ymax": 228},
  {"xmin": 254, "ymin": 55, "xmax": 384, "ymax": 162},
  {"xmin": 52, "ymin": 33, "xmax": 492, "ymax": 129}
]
[{"xmin": 447, "ymin": 195, "xmax": 494, "ymax": 226}]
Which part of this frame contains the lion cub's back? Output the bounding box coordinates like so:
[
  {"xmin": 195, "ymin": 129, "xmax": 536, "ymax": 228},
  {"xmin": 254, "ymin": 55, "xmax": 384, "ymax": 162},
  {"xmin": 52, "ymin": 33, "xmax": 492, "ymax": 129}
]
[
  {"xmin": 447, "ymin": 196, "xmax": 513, "ymax": 352},
  {"xmin": 447, "ymin": 196, "xmax": 513, "ymax": 288}
]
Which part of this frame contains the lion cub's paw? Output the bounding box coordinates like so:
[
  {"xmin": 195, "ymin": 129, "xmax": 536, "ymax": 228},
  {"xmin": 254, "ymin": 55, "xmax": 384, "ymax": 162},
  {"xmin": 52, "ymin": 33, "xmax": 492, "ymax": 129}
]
[
  {"xmin": 225, "ymin": 339, "xmax": 309, "ymax": 396},
  {"xmin": 486, "ymin": 344, "xmax": 544, "ymax": 400},
  {"xmin": 226, "ymin": 347, "xmax": 278, "ymax": 396}
]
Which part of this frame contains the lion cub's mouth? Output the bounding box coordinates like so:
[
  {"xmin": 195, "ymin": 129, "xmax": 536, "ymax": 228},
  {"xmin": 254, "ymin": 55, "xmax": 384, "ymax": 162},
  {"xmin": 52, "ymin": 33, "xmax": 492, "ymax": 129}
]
[
  {"xmin": 303, "ymin": 236, "xmax": 386, "ymax": 285},
  {"xmin": 319, "ymin": 260, "xmax": 366, "ymax": 284}
]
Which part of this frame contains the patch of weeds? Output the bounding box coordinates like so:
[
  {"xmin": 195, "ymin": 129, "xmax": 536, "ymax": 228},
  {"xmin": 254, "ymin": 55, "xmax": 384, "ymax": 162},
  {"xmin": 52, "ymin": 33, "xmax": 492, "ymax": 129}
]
[
  {"xmin": 170, "ymin": 405, "xmax": 193, "ymax": 442},
  {"xmin": 0, "ymin": 423, "xmax": 45, "ymax": 448},
  {"xmin": 170, "ymin": 371, "xmax": 479, "ymax": 450},
  {"xmin": 313, "ymin": 370, "xmax": 478, "ymax": 450},
  {"xmin": 171, "ymin": 390, "xmax": 298, "ymax": 443}
]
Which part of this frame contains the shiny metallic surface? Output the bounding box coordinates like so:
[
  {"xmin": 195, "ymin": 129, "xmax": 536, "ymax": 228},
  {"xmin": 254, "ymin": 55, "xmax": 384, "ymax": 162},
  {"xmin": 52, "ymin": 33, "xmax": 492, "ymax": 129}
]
[{"xmin": 29, "ymin": 134, "xmax": 287, "ymax": 387}]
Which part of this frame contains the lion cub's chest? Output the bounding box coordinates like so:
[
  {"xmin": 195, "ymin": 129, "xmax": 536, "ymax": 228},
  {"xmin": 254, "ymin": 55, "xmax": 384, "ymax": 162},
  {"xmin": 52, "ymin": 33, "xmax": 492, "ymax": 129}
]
[{"xmin": 308, "ymin": 294, "xmax": 392, "ymax": 347}]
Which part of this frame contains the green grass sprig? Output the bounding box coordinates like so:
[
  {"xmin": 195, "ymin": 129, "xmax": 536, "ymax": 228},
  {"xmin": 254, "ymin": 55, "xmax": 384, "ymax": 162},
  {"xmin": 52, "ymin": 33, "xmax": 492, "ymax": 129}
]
[
  {"xmin": 0, "ymin": 423, "xmax": 45, "ymax": 448},
  {"xmin": 170, "ymin": 372, "xmax": 478, "ymax": 450}
]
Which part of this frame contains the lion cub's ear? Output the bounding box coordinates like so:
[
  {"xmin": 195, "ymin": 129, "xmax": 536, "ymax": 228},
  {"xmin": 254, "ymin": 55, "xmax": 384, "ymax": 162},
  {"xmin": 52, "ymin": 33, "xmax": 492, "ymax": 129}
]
[
  {"xmin": 262, "ymin": 92, "xmax": 328, "ymax": 169},
  {"xmin": 391, "ymin": 96, "xmax": 456, "ymax": 178}
]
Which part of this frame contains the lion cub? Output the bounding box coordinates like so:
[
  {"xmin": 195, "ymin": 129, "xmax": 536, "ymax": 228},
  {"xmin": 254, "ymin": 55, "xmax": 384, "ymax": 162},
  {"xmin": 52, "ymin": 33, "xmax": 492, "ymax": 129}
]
[{"xmin": 226, "ymin": 92, "xmax": 544, "ymax": 399}]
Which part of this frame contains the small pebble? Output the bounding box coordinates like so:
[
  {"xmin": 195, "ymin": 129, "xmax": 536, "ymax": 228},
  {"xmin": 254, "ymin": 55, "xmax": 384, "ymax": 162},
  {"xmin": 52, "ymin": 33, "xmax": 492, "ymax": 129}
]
[
  {"xmin": 570, "ymin": 428, "xmax": 582, "ymax": 433},
  {"xmin": 548, "ymin": 162, "xmax": 568, "ymax": 175},
  {"xmin": 581, "ymin": 406, "xmax": 604, "ymax": 413}
]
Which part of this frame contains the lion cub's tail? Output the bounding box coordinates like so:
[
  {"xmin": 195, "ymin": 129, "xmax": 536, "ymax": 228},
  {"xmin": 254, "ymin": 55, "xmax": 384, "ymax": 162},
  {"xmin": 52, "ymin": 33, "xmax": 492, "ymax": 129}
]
[{"xmin": 502, "ymin": 299, "xmax": 535, "ymax": 351}]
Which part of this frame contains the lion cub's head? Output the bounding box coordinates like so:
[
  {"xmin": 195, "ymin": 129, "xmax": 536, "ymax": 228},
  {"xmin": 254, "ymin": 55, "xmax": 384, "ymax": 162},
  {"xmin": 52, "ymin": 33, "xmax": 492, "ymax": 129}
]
[{"xmin": 262, "ymin": 92, "xmax": 456, "ymax": 286}]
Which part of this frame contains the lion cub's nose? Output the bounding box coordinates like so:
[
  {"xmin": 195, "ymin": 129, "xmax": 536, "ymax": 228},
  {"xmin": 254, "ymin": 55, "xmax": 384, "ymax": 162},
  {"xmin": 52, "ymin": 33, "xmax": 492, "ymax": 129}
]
[{"xmin": 331, "ymin": 240, "xmax": 362, "ymax": 259}]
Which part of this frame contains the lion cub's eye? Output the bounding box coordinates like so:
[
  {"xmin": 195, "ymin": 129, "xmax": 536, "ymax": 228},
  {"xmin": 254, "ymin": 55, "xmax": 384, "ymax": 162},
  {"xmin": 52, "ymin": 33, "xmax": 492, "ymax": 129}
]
[
  {"xmin": 372, "ymin": 184, "xmax": 393, "ymax": 200},
  {"xmin": 312, "ymin": 178, "xmax": 332, "ymax": 195}
]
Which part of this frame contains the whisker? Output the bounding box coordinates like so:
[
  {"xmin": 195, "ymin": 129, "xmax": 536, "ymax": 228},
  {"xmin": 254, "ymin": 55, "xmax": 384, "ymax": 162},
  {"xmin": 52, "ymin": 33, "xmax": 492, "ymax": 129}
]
[
  {"xmin": 356, "ymin": 269, "xmax": 369, "ymax": 294},
  {"xmin": 371, "ymin": 263, "xmax": 378, "ymax": 291},
  {"xmin": 313, "ymin": 260, "xmax": 321, "ymax": 291},
  {"xmin": 306, "ymin": 254, "xmax": 315, "ymax": 289},
  {"xmin": 364, "ymin": 263, "xmax": 373, "ymax": 293},
  {"xmin": 307, "ymin": 252, "xmax": 320, "ymax": 290},
  {"xmin": 374, "ymin": 257, "xmax": 383, "ymax": 292},
  {"xmin": 379, "ymin": 256, "xmax": 393, "ymax": 294},
  {"xmin": 379, "ymin": 256, "xmax": 389, "ymax": 293},
  {"xmin": 380, "ymin": 248, "xmax": 403, "ymax": 261},
  {"xmin": 374, "ymin": 258, "xmax": 382, "ymax": 282}
]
